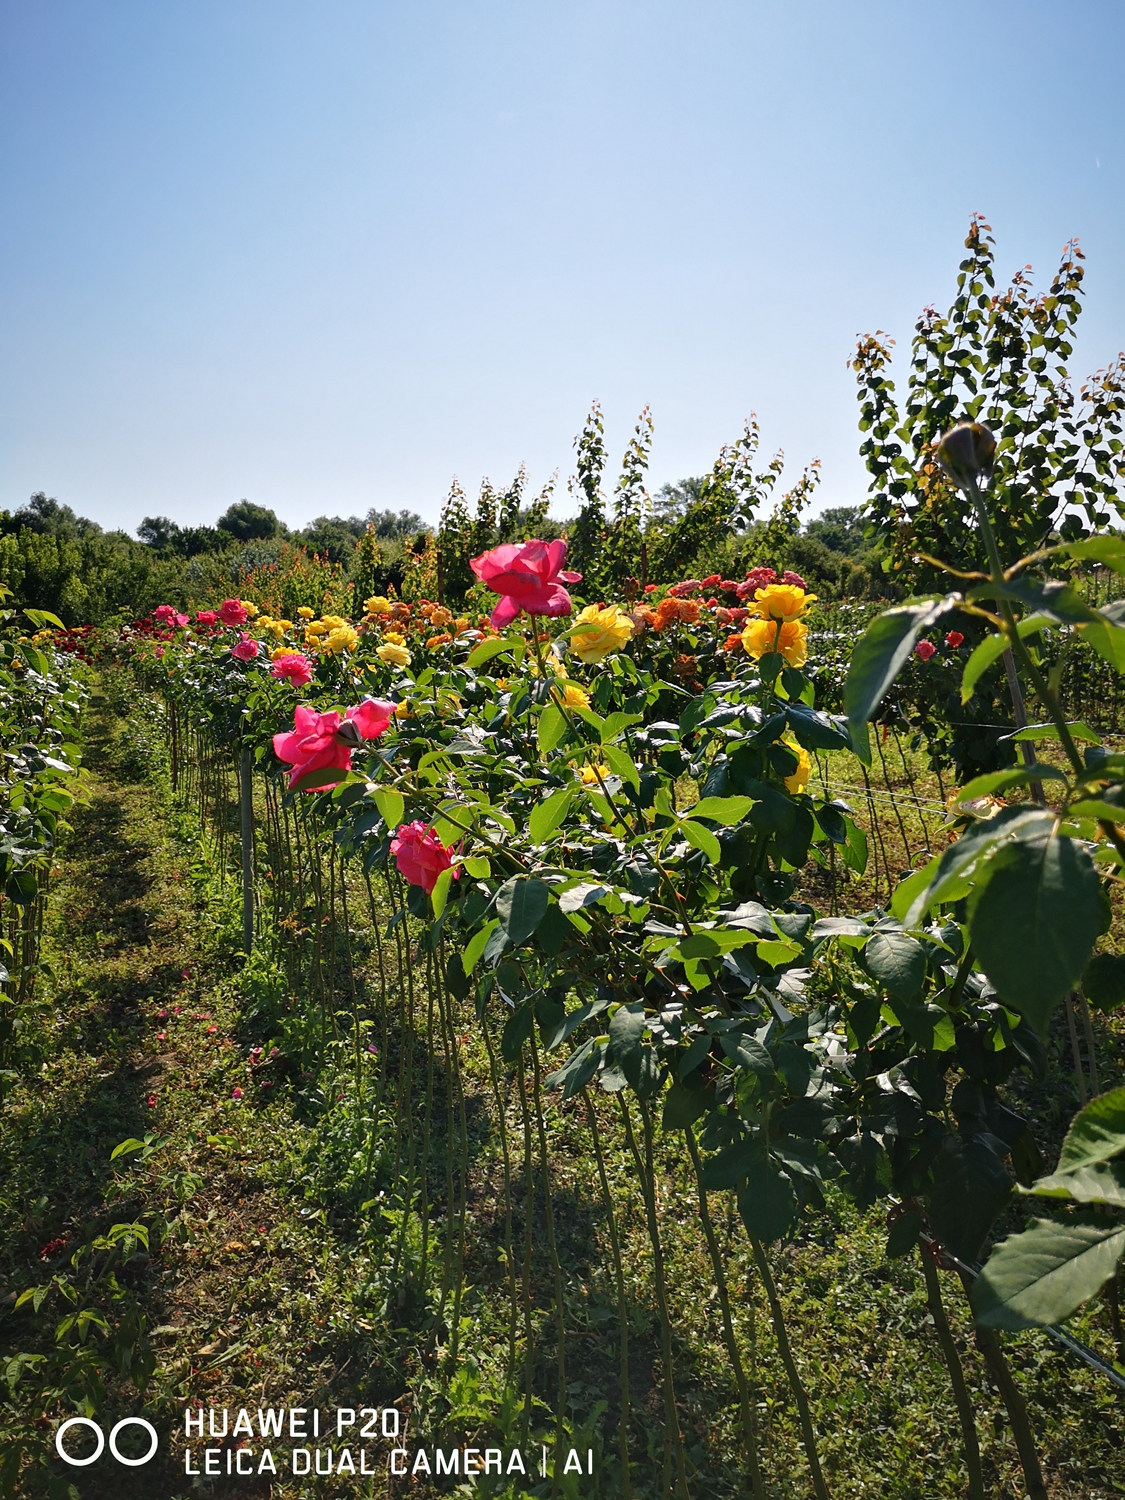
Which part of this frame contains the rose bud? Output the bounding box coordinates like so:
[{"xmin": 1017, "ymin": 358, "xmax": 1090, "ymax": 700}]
[{"xmin": 935, "ymin": 421, "xmax": 996, "ymax": 484}]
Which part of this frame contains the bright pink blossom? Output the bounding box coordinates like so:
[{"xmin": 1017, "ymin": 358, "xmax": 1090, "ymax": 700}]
[
  {"xmin": 945, "ymin": 630, "xmax": 965, "ymax": 649},
  {"xmin": 231, "ymin": 634, "xmax": 260, "ymax": 662},
  {"xmin": 272, "ymin": 699, "xmax": 396, "ymax": 791},
  {"xmin": 736, "ymin": 567, "xmax": 778, "ymax": 600},
  {"xmin": 914, "ymin": 639, "xmax": 937, "ymax": 661},
  {"xmin": 175, "ymin": 612, "xmax": 189, "ymax": 627},
  {"xmin": 195, "ymin": 610, "xmax": 217, "ymax": 626},
  {"xmin": 153, "ymin": 604, "xmax": 177, "ymax": 624},
  {"xmin": 219, "ymin": 599, "xmax": 249, "ymax": 627},
  {"xmin": 271, "ymin": 651, "xmax": 314, "ymax": 687},
  {"xmin": 668, "ymin": 579, "xmax": 701, "ymax": 598},
  {"xmin": 469, "ymin": 539, "xmax": 582, "ymax": 627},
  {"xmin": 391, "ymin": 820, "xmax": 459, "ymax": 894}
]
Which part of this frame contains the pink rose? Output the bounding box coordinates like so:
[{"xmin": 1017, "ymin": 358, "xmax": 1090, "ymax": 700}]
[
  {"xmin": 175, "ymin": 612, "xmax": 189, "ymax": 627},
  {"xmin": 273, "ymin": 699, "xmax": 396, "ymax": 791},
  {"xmin": 469, "ymin": 539, "xmax": 582, "ymax": 627},
  {"xmin": 231, "ymin": 634, "xmax": 260, "ymax": 662},
  {"xmin": 945, "ymin": 630, "xmax": 965, "ymax": 649},
  {"xmin": 736, "ymin": 566, "xmax": 778, "ymax": 600},
  {"xmin": 668, "ymin": 579, "xmax": 701, "ymax": 597},
  {"xmin": 914, "ymin": 639, "xmax": 937, "ymax": 661},
  {"xmin": 195, "ymin": 610, "xmax": 217, "ymax": 626},
  {"xmin": 153, "ymin": 604, "xmax": 176, "ymax": 624},
  {"xmin": 271, "ymin": 652, "xmax": 314, "ymax": 687},
  {"xmin": 390, "ymin": 820, "xmax": 459, "ymax": 894},
  {"xmin": 781, "ymin": 570, "xmax": 807, "ymax": 589},
  {"xmin": 219, "ymin": 598, "xmax": 249, "ymax": 626}
]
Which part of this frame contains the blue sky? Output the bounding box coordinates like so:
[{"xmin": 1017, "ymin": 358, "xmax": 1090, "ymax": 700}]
[{"xmin": 2, "ymin": 0, "xmax": 1123, "ymax": 535}]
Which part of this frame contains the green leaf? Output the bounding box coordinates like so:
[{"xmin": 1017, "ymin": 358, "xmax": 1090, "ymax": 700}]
[
  {"xmin": 843, "ymin": 595, "xmax": 961, "ymax": 761},
  {"xmin": 1067, "ymin": 799, "xmax": 1125, "ymax": 825},
  {"xmin": 784, "ymin": 704, "xmax": 851, "ymax": 751},
  {"xmin": 1024, "ymin": 1163, "xmax": 1125, "ymax": 1209},
  {"xmin": 1083, "ymin": 954, "xmax": 1125, "ymax": 1012},
  {"xmin": 755, "ymin": 938, "xmax": 801, "ymax": 968},
  {"xmin": 956, "ymin": 765, "xmax": 1067, "ymax": 802},
  {"xmin": 675, "ymin": 930, "xmax": 759, "ymax": 959},
  {"xmin": 545, "ymin": 1037, "xmax": 604, "ymax": 1099},
  {"xmin": 1010, "ymin": 721, "xmax": 1101, "ymax": 744},
  {"xmin": 462, "ymin": 855, "xmax": 491, "ymax": 878},
  {"xmin": 19, "ymin": 645, "xmax": 50, "ymax": 675},
  {"xmin": 973, "ymin": 1217, "xmax": 1125, "ymax": 1330},
  {"xmin": 529, "ymin": 788, "xmax": 574, "ymax": 845},
  {"xmin": 110, "ymin": 1138, "xmax": 148, "ymax": 1162},
  {"xmin": 537, "ymin": 702, "xmax": 567, "ymax": 753},
  {"xmin": 24, "ymin": 608, "xmax": 64, "ymax": 629},
  {"xmin": 662, "ymin": 1081, "xmax": 709, "ymax": 1130},
  {"xmin": 969, "ymin": 828, "xmax": 1102, "ymax": 1035},
  {"xmin": 680, "ymin": 819, "xmax": 721, "ymax": 864},
  {"xmin": 609, "ymin": 1003, "xmax": 646, "ymax": 1088},
  {"xmin": 601, "ymin": 743, "xmax": 640, "ymax": 790},
  {"xmin": 599, "ymin": 711, "xmax": 644, "ymax": 742},
  {"xmin": 902, "ymin": 807, "xmax": 1052, "ymax": 927},
  {"xmin": 1065, "ymin": 534, "xmax": 1125, "ymax": 574},
  {"xmin": 1057, "ymin": 1087, "xmax": 1125, "ymax": 1171},
  {"xmin": 863, "ymin": 930, "xmax": 927, "ymax": 1001},
  {"xmin": 372, "ymin": 787, "xmax": 404, "ymax": 828},
  {"xmin": 467, "ymin": 636, "xmax": 523, "ymax": 668},
  {"xmin": 496, "ymin": 877, "xmax": 550, "ymax": 945},
  {"xmin": 927, "ymin": 1136, "xmax": 1012, "ymax": 1263},
  {"xmin": 430, "ymin": 866, "xmax": 454, "ymax": 917},
  {"xmin": 462, "ymin": 918, "xmax": 500, "ymax": 976},
  {"xmin": 689, "ymin": 795, "xmax": 756, "ymax": 824},
  {"xmin": 960, "ymin": 615, "xmax": 1054, "ymax": 704},
  {"xmin": 1079, "ymin": 618, "xmax": 1125, "ymax": 672},
  {"xmin": 737, "ymin": 1154, "xmax": 799, "ymax": 1243},
  {"xmin": 885, "ymin": 1210, "xmax": 923, "ymax": 1259},
  {"xmin": 967, "ymin": 577, "xmax": 1102, "ymax": 625}
]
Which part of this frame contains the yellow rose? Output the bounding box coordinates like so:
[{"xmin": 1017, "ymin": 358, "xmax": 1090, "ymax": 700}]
[
  {"xmin": 364, "ymin": 596, "xmax": 393, "ymax": 615},
  {"xmin": 782, "ymin": 737, "xmax": 811, "ymax": 794},
  {"xmin": 297, "ymin": 606, "xmax": 315, "ymax": 619},
  {"xmin": 580, "ymin": 763, "xmax": 610, "ymax": 784},
  {"xmin": 747, "ymin": 584, "xmax": 816, "ymax": 622},
  {"xmin": 323, "ymin": 625, "xmax": 358, "ymax": 654},
  {"xmin": 554, "ymin": 682, "xmax": 590, "ymax": 710},
  {"xmin": 240, "ymin": 599, "xmax": 259, "ymax": 618},
  {"xmin": 740, "ymin": 617, "xmax": 808, "ymax": 668},
  {"xmin": 383, "ymin": 629, "xmax": 406, "ymax": 645},
  {"xmin": 570, "ymin": 604, "xmax": 635, "ymax": 664},
  {"xmin": 377, "ymin": 642, "xmax": 412, "ymax": 667}
]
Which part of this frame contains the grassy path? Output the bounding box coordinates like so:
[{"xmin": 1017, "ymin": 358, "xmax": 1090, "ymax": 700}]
[{"xmin": 0, "ymin": 681, "xmax": 389, "ymax": 1498}]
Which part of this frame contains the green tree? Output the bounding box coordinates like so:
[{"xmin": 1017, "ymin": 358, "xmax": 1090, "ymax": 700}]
[
  {"xmin": 853, "ymin": 215, "xmax": 1125, "ymax": 595},
  {"xmin": 215, "ymin": 501, "xmax": 284, "ymax": 543}
]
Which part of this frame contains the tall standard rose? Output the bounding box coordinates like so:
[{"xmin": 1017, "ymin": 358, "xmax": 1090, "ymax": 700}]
[
  {"xmin": 273, "ymin": 699, "xmax": 396, "ymax": 791},
  {"xmin": 469, "ymin": 539, "xmax": 581, "ymax": 628}
]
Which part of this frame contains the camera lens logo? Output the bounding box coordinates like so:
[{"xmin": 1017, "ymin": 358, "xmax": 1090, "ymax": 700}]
[{"xmin": 55, "ymin": 1417, "xmax": 159, "ymax": 1467}]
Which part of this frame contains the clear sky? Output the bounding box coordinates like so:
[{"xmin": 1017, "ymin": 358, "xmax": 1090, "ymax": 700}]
[{"xmin": 2, "ymin": 0, "xmax": 1123, "ymax": 536}]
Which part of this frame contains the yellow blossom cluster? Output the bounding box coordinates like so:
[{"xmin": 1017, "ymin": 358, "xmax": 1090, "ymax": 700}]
[{"xmin": 303, "ymin": 614, "xmax": 358, "ymax": 654}]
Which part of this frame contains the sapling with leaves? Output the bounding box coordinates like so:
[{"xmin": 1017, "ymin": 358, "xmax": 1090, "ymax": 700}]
[{"xmin": 842, "ymin": 415, "xmax": 1125, "ymax": 1497}]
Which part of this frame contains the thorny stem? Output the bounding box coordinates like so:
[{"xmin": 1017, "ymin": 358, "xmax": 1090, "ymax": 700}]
[
  {"xmin": 750, "ymin": 1237, "xmax": 831, "ymax": 1500},
  {"xmin": 582, "ymin": 1091, "xmax": 633, "ymax": 1500},
  {"xmin": 955, "ymin": 1270, "xmax": 1047, "ymax": 1500},
  {"xmin": 685, "ymin": 1127, "xmax": 766, "ymax": 1500},
  {"xmin": 919, "ymin": 1249, "xmax": 984, "ymax": 1500}
]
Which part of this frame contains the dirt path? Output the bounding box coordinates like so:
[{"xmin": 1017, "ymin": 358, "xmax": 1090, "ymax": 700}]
[{"xmin": 1, "ymin": 681, "xmax": 379, "ymax": 1498}]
